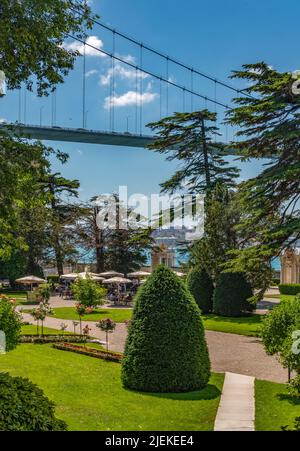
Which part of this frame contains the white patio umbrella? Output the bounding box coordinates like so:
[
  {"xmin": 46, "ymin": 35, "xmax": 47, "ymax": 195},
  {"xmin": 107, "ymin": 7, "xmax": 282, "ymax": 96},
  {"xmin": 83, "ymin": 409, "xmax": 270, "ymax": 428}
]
[
  {"xmin": 99, "ymin": 271, "xmax": 124, "ymax": 278},
  {"xmin": 102, "ymin": 277, "xmax": 132, "ymax": 285},
  {"xmin": 173, "ymin": 271, "xmax": 186, "ymax": 278},
  {"xmin": 127, "ymin": 271, "xmax": 151, "ymax": 278},
  {"xmin": 15, "ymin": 275, "xmax": 46, "ymax": 291},
  {"xmin": 61, "ymin": 272, "xmax": 104, "ymax": 282}
]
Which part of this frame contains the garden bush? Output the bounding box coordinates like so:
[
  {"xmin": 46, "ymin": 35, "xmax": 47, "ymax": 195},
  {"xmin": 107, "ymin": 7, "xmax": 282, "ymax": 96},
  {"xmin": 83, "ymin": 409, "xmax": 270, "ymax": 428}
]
[
  {"xmin": 122, "ymin": 265, "xmax": 210, "ymax": 393},
  {"xmin": 261, "ymin": 297, "xmax": 300, "ymax": 388},
  {"xmin": 0, "ymin": 373, "xmax": 67, "ymax": 431},
  {"xmin": 187, "ymin": 267, "xmax": 214, "ymax": 313},
  {"xmin": 0, "ymin": 295, "xmax": 22, "ymax": 351},
  {"xmin": 279, "ymin": 284, "xmax": 300, "ymax": 296},
  {"xmin": 72, "ymin": 276, "xmax": 106, "ymax": 308},
  {"xmin": 213, "ymin": 272, "xmax": 255, "ymax": 317}
]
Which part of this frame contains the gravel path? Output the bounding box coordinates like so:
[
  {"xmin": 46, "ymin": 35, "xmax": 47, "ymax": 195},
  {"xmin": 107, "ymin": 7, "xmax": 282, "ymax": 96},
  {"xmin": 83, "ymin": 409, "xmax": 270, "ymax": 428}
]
[{"xmin": 21, "ymin": 311, "xmax": 288, "ymax": 384}]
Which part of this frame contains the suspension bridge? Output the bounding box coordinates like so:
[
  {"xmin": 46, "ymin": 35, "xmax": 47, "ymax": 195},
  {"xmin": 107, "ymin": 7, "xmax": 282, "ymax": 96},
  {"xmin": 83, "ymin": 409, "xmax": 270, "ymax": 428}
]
[{"xmin": 0, "ymin": 9, "xmax": 247, "ymax": 153}]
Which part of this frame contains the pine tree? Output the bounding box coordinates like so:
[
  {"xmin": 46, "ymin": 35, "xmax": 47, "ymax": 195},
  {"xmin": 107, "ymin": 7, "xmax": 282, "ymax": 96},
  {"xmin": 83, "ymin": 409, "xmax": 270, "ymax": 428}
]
[
  {"xmin": 148, "ymin": 110, "xmax": 240, "ymax": 195},
  {"xmin": 225, "ymin": 63, "xmax": 300, "ymax": 295}
]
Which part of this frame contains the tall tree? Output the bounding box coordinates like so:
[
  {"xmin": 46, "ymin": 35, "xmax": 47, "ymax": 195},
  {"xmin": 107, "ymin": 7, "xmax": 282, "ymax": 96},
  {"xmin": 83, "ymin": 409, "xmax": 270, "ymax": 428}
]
[
  {"xmin": 148, "ymin": 110, "xmax": 240, "ymax": 195},
  {"xmin": 78, "ymin": 195, "xmax": 153, "ymax": 275},
  {"xmin": 0, "ymin": 0, "xmax": 95, "ymax": 95},
  {"xmin": 0, "ymin": 134, "xmax": 67, "ymax": 260},
  {"xmin": 42, "ymin": 173, "xmax": 80, "ymax": 275},
  {"xmin": 225, "ymin": 62, "xmax": 300, "ymax": 294},
  {"xmin": 189, "ymin": 183, "xmax": 240, "ymax": 280},
  {"xmin": 76, "ymin": 201, "xmax": 110, "ymax": 273}
]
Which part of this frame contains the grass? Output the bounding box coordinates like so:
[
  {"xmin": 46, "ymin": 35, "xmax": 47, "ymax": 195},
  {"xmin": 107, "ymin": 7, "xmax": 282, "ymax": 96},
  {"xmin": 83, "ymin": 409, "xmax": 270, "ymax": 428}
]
[
  {"xmin": 50, "ymin": 307, "xmax": 133, "ymax": 323},
  {"xmin": 202, "ymin": 314, "xmax": 263, "ymax": 337},
  {"xmin": 255, "ymin": 379, "xmax": 300, "ymax": 431},
  {"xmin": 0, "ymin": 344, "xmax": 224, "ymax": 431},
  {"xmin": 21, "ymin": 325, "xmax": 71, "ymax": 335},
  {"xmin": 28, "ymin": 307, "xmax": 265, "ymax": 336}
]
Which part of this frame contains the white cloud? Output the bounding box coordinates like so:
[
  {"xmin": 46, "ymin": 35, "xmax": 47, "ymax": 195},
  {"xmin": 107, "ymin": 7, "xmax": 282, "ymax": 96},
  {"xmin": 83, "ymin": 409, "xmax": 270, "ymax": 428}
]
[
  {"xmin": 104, "ymin": 91, "xmax": 158, "ymax": 109},
  {"xmin": 100, "ymin": 63, "xmax": 149, "ymax": 86},
  {"xmin": 0, "ymin": 118, "xmax": 6, "ymax": 123},
  {"xmin": 64, "ymin": 36, "xmax": 106, "ymax": 57},
  {"xmin": 85, "ymin": 69, "xmax": 98, "ymax": 78}
]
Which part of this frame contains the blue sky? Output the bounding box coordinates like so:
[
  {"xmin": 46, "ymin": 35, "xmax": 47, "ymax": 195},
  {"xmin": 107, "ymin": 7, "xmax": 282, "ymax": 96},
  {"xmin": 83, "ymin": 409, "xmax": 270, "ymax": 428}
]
[{"xmin": 1, "ymin": 0, "xmax": 299, "ymax": 201}]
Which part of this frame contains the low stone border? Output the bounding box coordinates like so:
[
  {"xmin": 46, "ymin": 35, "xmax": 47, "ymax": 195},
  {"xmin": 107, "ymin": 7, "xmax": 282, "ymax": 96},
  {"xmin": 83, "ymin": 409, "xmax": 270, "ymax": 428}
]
[{"xmin": 53, "ymin": 343, "xmax": 123, "ymax": 363}]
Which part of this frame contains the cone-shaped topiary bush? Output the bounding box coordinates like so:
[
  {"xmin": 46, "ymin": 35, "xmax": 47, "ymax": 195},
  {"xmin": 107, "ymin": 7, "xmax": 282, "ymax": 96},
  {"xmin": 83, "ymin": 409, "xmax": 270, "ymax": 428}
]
[
  {"xmin": 122, "ymin": 265, "xmax": 211, "ymax": 393},
  {"xmin": 187, "ymin": 267, "xmax": 214, "ymax": 313},
  {"xmin": 213, "ymin": 272, "xmax": 255, "ymax": 317}
]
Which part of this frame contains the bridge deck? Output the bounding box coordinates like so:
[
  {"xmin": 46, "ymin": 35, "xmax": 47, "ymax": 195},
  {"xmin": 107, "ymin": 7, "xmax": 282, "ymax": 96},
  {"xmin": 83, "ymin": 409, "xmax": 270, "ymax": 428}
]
[
  {"xmin": 0, "ymin": 123, "xmax": 237, "ymax": 155},
  {"xmin": 0, "ymin": 124, "xmax": 156, "ymax": 148}
]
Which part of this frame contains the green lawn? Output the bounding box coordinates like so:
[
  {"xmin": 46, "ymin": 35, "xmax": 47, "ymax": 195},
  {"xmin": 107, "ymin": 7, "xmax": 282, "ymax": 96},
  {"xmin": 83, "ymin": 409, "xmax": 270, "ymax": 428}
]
[
  {"xmin": 0, "ymin": 344, "xmax": 224, "ymax": 431},
  {"xmin": 48, "ymin": 308, "xmax": 264, "ymax": 336},
  {"xmin": 51, "ymin": 307, "xmax": 133, "ymax": 323},
  {"xmin": 255, "ymin": 379, "xmax": 300, "ymax": 431},
  {"xmin": 21, "ymin": 325, "xmax": 71, "ymax": 335},
  {"xmin": 202, "ymin": 314, "xmax": 263, "ymax": 336}
]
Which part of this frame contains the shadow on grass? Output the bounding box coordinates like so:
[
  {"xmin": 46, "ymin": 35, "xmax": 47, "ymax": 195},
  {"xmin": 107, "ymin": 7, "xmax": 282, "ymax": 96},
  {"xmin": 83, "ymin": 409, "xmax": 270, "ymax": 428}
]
[
  {"xmin": 277, "ymin": 393, "xmax": 300, "ymax": 406},
  {"xmin": 125, "ymin": 384, "xmax": 221, "ymax": 401}
]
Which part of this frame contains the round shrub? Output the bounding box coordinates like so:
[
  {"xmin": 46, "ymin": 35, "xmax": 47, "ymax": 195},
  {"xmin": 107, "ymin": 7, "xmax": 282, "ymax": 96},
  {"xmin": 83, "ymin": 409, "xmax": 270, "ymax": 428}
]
[
  {"xmin": 0, "ymin": 373, "xmax": 67, "ymax": 431},
  {"xmin": 122, "ymin": 265, "xmax": 211, "ymax": 393},
  {"xmin": 187, "ymin": 267, "xmax": 214, "ymax": 313},
  {"xmin": 0, "ymin": 295, "xmax": 22, "ymax": 351},
  {"xmin": 213, "ymin": 272, "xmax": 255, "ymax": 317}
]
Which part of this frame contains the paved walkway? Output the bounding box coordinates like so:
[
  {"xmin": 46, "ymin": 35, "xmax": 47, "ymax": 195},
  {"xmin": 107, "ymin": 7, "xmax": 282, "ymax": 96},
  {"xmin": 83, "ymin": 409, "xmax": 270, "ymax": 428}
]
[
  {"xmin": 21, "ymin": 312, "xmax": 288, "ymax": 383},
  {"xmin": 214, "ymin": 372, "xmax": 255, "ymax": 432}
]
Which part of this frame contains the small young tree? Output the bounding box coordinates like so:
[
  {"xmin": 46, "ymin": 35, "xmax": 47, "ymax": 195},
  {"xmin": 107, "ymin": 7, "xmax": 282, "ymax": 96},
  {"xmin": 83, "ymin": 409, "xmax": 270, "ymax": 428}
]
[
  {"xmin": 261, "ymin": 296, "xmax": 300, "ymax": 387},
  {"xmin": 122, "ymin": 265, "xmax": 210, "ymax": 393},
  {"xmin": 72, "ymin": 276, "xmax": 106, "ymax": 308},
  {"xmin": 75, "ymin": 304, "xmax": 87, "ymax": 335},
  {"xmin": 186, "ymin": 267, "xmax": 214, "ymax": 313},
  {"xmin": 213, "ymin": 272, "xmax": 254, "ymax": 317},
  {"xmin": 37, "ymin": 283, "xmax": 51, "ymax": 303},
  {"xmin": 96, "ymin": 318, "xmax": 116, "ymax": 351},
  {"xmin": 0, "ymin": 295, "xmax": 22, "ymax": 351}
]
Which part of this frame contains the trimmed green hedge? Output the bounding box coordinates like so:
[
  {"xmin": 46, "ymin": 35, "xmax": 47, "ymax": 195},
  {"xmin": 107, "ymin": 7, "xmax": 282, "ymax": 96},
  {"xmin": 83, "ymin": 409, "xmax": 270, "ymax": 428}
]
[
  {"xmin": 0, "ymin": 372, "xmax": 67, "ymax": 431},
  {"xmin": 213, "ymin": 272, "xmax": 255, "ymax": 317},
  {"xmin": 279, "ymin": 284, "xmax": 300, "ymax": 296},
  {"xmin": 19, "ymin": 334, "xmax": 89, "ymax": 344},
  {"xmin": 187, "ymin": 267, "xmax": 214, "ymax": 313},
  {"xmin": 122, "ymin": 265, "xmax": 211, "ymax": 393},
  {"xmin": 53, "ymin": 343, "xmax": 123, "ymax": 362}
]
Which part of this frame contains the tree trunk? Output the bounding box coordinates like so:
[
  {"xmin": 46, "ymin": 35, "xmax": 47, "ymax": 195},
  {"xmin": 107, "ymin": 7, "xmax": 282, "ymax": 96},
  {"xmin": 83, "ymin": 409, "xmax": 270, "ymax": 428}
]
[{"xmin": 201, "ymin": 118, "xmax": 211, "ymax": 190}]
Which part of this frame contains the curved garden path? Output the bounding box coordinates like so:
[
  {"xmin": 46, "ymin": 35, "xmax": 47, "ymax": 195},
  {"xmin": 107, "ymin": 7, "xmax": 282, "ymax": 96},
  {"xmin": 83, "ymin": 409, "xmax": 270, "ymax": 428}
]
[{"xmin": 20, "ymin": 310, "xmax": 288, "ymax": 384}]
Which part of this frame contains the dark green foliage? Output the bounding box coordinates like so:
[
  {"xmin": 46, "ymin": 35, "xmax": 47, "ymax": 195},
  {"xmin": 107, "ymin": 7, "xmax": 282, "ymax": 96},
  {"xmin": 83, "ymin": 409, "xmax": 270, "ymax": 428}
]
[
  {"xmin": 213, "ymin": 272, "xmax": 255, "ymax": 317},
  {"xmin": 148, "ymin": 110, "xmax": 239, "ymax": 195},
  {"xmin": 187, "ymin": 267, "xmax": 214, "ymax": 313},
  {"xmin": 0, "ymin": 295, "xmax": 22, "ymax": 351},
  {"xmin": 261, "ymin": 296, "xmax": 300, "ymax": 356},
  {"xmin": 0, "ymin": 0, "xmax": 95, "ymax": 96},
  {"xmin": 0, "ymin": 373, "xmax": 67, "ymax": 431},
  {"xmin": 225, "ymin": 63, "xmax": 300, "ymax": 294},
  {"xmin": 122, "ymin": 265, "xmax": 210, "ymax": 393},
  {"xmin": 279, "ymin": 284, "xmax": 300, "ymax": 296}
]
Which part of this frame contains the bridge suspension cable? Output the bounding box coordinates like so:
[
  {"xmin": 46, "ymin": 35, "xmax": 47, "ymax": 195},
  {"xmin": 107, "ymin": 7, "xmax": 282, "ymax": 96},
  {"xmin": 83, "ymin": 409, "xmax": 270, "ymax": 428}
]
[
  {"xmin": 70, "ymin": 4, "xmax": 251, "ymax": 99},
  {"xmin": 65, "ymin": 33, "xmax": 231, "ymax": 110}
]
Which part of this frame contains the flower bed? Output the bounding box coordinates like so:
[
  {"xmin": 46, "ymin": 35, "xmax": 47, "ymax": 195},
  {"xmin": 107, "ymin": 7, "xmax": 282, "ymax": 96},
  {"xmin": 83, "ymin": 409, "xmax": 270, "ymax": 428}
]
[
  {"xmin": 20, "ymin": 334, "xmax": 89, "ymax": 344},
  {"xmin": 52, "ymin": 343, "xmax": 123, "ymax": 363}
]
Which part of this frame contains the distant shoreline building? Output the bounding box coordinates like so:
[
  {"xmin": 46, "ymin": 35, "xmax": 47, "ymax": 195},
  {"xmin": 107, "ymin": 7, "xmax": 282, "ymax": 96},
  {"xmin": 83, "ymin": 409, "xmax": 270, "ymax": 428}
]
[{"xmin": 280, "ymin": 242, "xmax": 300, "ymax": 284}]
